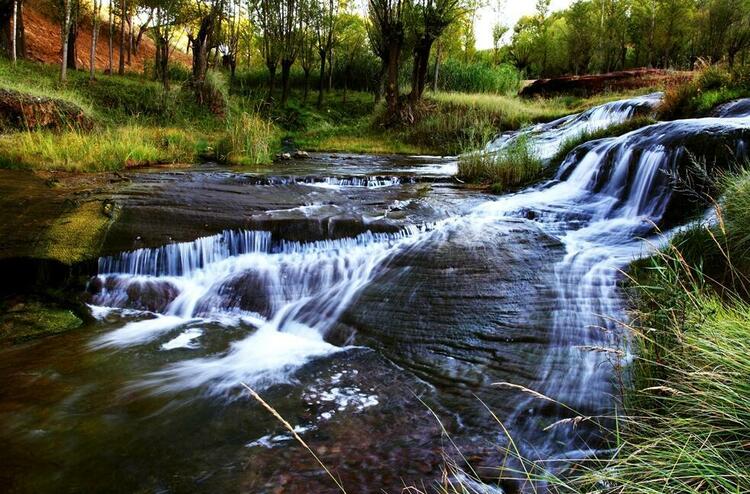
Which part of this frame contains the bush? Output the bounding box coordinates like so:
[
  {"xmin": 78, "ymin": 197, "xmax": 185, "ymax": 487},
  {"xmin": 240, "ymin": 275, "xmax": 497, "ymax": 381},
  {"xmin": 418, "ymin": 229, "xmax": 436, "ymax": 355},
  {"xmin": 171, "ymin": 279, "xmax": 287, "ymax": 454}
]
[
  {"xmin": 438, "ymin": 59, "xmax": 522, "ymax": 94},
  {"xmin": 659, "ymin": 64, "xmax": 750, "ymax": 119}
]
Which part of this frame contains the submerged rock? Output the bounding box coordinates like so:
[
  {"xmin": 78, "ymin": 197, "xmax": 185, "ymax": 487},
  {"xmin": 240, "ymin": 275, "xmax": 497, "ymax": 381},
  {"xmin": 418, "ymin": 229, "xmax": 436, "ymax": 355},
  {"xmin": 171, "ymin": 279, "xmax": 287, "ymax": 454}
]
[{"xmin": 0, "ymin": 301, "xmax": 83, "ymax": 344}]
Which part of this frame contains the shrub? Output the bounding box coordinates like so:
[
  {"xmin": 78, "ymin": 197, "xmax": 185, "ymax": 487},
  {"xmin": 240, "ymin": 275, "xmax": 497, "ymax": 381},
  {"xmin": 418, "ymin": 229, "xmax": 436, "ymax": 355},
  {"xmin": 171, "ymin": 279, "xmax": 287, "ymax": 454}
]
[{"xmin": 658, "ymin": 64, "xmax": 750, "ymax": 119}]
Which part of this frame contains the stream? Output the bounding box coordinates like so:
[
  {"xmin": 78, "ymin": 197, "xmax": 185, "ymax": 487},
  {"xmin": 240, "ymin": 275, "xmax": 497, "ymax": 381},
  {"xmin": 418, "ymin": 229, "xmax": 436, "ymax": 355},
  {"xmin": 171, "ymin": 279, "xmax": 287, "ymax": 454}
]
[{"xmin": 2, "ymin": 95, "xmax": 750, "ymax": 493}]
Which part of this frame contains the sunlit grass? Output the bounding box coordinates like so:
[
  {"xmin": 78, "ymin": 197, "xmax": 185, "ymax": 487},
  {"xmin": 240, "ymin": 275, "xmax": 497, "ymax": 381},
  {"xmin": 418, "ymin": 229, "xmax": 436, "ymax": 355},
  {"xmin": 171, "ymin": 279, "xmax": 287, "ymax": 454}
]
[{"xmin": 0, "ymin": 126, "xmax": 201, "ymax": 171}]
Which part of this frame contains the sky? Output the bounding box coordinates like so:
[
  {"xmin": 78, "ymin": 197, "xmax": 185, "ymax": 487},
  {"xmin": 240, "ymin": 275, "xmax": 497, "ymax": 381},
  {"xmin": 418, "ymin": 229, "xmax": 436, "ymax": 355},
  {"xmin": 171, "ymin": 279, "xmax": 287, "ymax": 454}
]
[{"xmin": 474, "ymin": 0, "xmax": 573, "ymax": 50}]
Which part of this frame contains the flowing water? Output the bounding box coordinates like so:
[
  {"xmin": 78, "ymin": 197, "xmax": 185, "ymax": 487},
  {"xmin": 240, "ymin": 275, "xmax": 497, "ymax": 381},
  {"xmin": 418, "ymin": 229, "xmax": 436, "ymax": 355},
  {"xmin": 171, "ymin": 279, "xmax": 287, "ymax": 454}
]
[{"xmin": 2, "ymin": 97, "xmax": 750, "ymax": 493}]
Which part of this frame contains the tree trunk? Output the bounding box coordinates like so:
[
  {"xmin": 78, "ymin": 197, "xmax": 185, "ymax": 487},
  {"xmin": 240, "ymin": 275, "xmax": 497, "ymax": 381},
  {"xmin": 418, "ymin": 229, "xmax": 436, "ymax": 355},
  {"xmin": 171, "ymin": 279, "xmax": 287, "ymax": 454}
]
[
  {"xmin": 126, "ymin": 14, "xmax": 132, "ymax": 64},
  {"xmin": 11, "ymin": 0, "xmax": 17, "ymax": 65},
  {"xmin": 316, "ymin": 51, "xmax": 326, "ymax": 108},
  {"xmin": 89, "ymin": 0, "xmax": 98, "ymax": 79},
  {"xmin": 327, "ymin": 47, "xmax": 333, "ymax": 91},
  {"xmin": 432, "ymin": 42, "xmax": 441, "ymax": 91},
  {"xmin": 280, "ymin": 58, "xmax": 293, "ymax": 106},
  {"xmin": 191, "ymin": 16, "xmax": 213, "ymax": 87},
  {"xmin": 266, "ymin": 60, "xmax": 277, "ymax": 97},
  {"xmin": 117, "ymin": 0, "xmax": 125, "ymax": 75},
  {"xmin": 302, "ymin": 67, "xmax": 310, "ymax": 103},
  {"xmin": 160, "ymin": 39, "xmax": 169, "ymax": 90},
  {"xmin": 384, "ymin": 40, "xmax": 400, "ymax": 120},
  {"xmin": 67, "ymin": 15, "xmax": 77, "ymax": 69},
  {"xmin": 60, "ymin": 0, "xmax": 71, "ymax": 81},
  {"xmin": 107, "ymin": 0, "xmax": 113, "ymax": 74}
]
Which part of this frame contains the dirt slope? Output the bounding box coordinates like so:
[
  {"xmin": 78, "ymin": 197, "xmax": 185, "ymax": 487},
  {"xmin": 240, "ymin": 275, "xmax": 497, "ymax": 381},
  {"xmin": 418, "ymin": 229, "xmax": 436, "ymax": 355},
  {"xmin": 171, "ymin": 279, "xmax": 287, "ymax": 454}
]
[{"xmin": 22, "ymin": 5, "xmax": 191, "ymax": 73}]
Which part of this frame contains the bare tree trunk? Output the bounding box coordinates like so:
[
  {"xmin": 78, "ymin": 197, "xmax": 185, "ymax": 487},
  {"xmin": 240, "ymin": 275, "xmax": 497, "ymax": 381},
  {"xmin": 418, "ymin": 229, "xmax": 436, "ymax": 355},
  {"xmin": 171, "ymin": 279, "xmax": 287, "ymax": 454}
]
[
  {"xmin": 61, "ymin": 0, "xmax": 71, "ymax": 81},
  {"xmin": 107, "ymin": 0, "xmax": 113, "ymax": 74},
  {"xmin": 327, "ymin": 47, "xmax": 333, "ymax": 91},
  {"xmin": 11, "ymin": 0, "xmax": 17, "ymax": 65},
  {"xmin": 384, "ymin": 41, "xmax": 400, "ymax": 119},
  {"xmin": 280, "ymin": 58, "xmax": 293, "ymax": 106},
  {"xmin": 432, "ymin": 41, "xmax": 441, "ymax": 91},
  {"xmin": 316, "ymin": 51, "xmax": 326, "ymax": 108},
  {"xmin": 127, "ymin": 14, "xmax": 132, "ymax": 64},
  {"xmin": 117, "ymin": 0, "xmax": 125, "ymax": 75},
  {"xmin": 302, "ymin": 67, "xmax": 310, "ymax": 103},
  {"xmin": 67, "ymin": 9, "xmax": 77, "ymax": 70},
  {"xmin": 89, "ymin": 0, "xmax": 98, "ymax": 79}
]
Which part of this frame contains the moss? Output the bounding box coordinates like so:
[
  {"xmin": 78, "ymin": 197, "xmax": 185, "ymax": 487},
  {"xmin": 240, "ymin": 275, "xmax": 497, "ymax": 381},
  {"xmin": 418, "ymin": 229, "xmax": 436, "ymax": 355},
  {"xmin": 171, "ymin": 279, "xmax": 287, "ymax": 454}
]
[
  {"xmin": 0, "ymin": 302, "xmax": 83, "ymax": 343},
  {"xmin": 34, "ymin": 200, "xmax": 114, "ymax": 264}
]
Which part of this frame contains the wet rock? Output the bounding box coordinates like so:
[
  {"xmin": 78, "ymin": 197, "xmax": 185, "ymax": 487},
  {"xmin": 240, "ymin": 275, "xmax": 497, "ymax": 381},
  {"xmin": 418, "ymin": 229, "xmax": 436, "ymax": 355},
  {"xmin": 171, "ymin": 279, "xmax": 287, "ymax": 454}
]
[
  {"xmin": 0, "ymin": 300, "xmax": 83, "ymax": 344},
  {"xmin": 276, "ymin": 152, "xmax": 293, "ymax": 161},
  {"xmin": 292, "ymin": 150, "xmax": 310, "ymax": 159}
]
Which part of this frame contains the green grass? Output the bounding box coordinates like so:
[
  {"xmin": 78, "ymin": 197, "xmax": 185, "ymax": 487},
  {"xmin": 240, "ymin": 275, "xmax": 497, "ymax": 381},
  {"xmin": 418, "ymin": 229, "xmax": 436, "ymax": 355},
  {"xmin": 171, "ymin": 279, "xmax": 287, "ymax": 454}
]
[
  {"xmin": 0, "ymin": 59, "xmax": 280, "ymax": 171},
  {"xmin": 457, "ymin": 136, "xmax": 543, "ymax": 191},
  {"xmin": 658, "ymin": 65, "xmax": 750, "ymax": 120},
  {"xmin": 548, "ymin": 116, "xmax": 658, "ymax": 167},
  {"xmin": 534, "ymin": 167, "xmax": 750, "ymax": 492}
]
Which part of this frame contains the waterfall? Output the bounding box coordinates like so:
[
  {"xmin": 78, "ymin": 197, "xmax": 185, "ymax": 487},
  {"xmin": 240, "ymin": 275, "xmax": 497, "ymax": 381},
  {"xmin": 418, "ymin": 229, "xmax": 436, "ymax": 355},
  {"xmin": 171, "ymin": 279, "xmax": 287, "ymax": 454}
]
[
  {"xmin": 86, "ymin": 95, "xmax": 750, "ymax": 479},
  {"xmin": 90, "ymin": 227, "xmax": 426, "ymax": 393},
  {"xmin": 485, "ymin": 92, "xmax": 663, "ymax": 161},
  {"xmin": 472, "ymin": 103, "xmax": 750, "ymax": 464}
]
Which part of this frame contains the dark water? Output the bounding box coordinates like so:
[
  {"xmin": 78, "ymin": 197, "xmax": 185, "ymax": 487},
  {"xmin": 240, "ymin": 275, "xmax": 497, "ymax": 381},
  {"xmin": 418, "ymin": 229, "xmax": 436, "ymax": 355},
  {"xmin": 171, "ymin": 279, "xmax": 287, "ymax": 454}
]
[{"xmin": 2, "ymin": 98, "xmax": 750, "ymax": 493}]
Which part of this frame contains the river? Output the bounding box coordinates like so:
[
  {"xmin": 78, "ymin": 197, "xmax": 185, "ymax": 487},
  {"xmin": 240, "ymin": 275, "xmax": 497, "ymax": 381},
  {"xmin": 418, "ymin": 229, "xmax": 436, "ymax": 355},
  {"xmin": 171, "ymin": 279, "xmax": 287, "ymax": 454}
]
[{"xmin": 1, "ymin": 95, "xmax": 749, "ymax": 493}]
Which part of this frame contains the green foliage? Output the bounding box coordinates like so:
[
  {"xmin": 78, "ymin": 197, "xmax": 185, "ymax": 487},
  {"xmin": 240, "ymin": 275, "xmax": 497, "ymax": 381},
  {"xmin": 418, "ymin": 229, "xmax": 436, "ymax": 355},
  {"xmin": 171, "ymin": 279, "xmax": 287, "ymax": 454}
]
[
  {"xmin": 659, "ymin": 65, "xmax": 750, "ymax": 120},
  {"xmin": 221, "ymin": 110, "xmax": 277, "ymax": 165},
  {"xmin": 507, "ymin": 0, "xmax": 750, "ymax": 78},
  {"xmin": 438, "ymin": 59, "xmax": 522, "ymax": 94}
]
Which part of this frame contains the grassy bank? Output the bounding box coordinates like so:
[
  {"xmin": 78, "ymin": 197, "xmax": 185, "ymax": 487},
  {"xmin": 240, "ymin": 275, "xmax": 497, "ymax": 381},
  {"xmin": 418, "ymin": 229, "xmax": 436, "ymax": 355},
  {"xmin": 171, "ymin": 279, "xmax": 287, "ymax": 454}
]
[
  {"xmin": 0, "ymin": 58, "xmax": 669, "ymax": 172},
  {"xmin": 537, "ymin": 168, "xmax": 750, "ymax": 492},
  {"xmin": 0, "ymin": 59, "xmax": 278, "ymax": 171}
]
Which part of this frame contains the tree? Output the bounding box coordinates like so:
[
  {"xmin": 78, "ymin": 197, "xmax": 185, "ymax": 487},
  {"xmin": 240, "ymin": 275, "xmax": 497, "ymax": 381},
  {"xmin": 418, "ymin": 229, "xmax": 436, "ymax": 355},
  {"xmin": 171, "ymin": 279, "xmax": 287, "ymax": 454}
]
[
  {"xmin": 312, "ymin": 0, "xmax": 337, "ymax": 107},
  {"xmin": 0, "ymin": 0, "xmax": 26, "ymax": 60},
  {"xmin": 279, "ymin": 0, "xmax": 302, "ymax": 105},
  {"xmin": 90, "ymin": 0, "xmax": 102, "ymax": 79},
  {"xmin": 254, "ymin": 0, "xmax": 283, "ymax": 96},
  {"xmin": 407, "ymin": 0, "xmax": 463, "ymax": 104},
  {"xmin": 60, "ymin": 0, "xmax": 72, "ymax": 80},
  {"xmin": 145, "ymin": 0, "xmax": 186, "ymax": 90},
  {"xmin": 369, "ymin": 0, "xmax": 407, "ymax": 120}
]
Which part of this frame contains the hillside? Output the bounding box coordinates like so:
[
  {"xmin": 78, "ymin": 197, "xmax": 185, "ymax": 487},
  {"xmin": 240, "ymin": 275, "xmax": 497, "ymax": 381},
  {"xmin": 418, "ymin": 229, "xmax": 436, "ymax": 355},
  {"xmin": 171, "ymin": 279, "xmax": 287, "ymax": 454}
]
[{"xmin": 21, "ymin": 3, "xmax": 190, "ymax": 73}]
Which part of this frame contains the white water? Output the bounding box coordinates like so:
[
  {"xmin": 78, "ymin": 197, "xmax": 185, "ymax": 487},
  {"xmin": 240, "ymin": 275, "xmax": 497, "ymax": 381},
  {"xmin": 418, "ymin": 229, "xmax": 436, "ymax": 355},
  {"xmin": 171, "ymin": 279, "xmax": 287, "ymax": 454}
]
[
  {"xmin": 473, "ymin": 107, "xmax": 750, "ymax": 460},
  {"xmin": 91, "ymin": 227, "xmax": 426, "ymax": 393},
  {"xmin": 485, "ymin": 92, "xmax": 662, "ymax": 161},
  {"xmin": 89, "ymin": 95, "xmax": 750, "ymax": 464}
]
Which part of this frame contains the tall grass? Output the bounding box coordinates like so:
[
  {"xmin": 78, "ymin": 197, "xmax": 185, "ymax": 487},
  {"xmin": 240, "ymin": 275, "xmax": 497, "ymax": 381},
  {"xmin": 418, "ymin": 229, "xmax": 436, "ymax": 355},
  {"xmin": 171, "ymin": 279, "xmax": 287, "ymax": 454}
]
[
  {"xmin": 0, "ymin": 126, "xmax": 199, "ymax": 171},
  {"xmin": 222, "ymin": 110, "xmax": 277, "ymax": 165},
  {"xmin": 457, "ymin": 137, "xmax": 543, "ymax": 190},
  {"xmin": 659, "ymin": 64, "xmax": 750, "ymax": 120},
  {"xmin": 437, "ymin": 60, "xmax": 522, "ymax": 95},
  {"xmin": 541, "ymin": 167, "xmax": 750, "ymax": 492}
]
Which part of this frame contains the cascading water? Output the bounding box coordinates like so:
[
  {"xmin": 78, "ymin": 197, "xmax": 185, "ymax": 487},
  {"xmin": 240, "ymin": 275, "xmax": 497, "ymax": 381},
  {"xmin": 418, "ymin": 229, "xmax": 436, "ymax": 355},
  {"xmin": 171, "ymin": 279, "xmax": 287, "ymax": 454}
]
[
  {"xmin": 485, "ymin": 92, "xmax": 662, "ymax": 161},
  {"xmin": 471, "ymin": 106, "xmax": 750, "ymax": 473},
  {"xmin": 90, "ymin": 226, "xmax": 426, "ymax": 392},
  {"xmin": 11, "ymin": 95, "xmax": 750, "ymax": 493}
]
